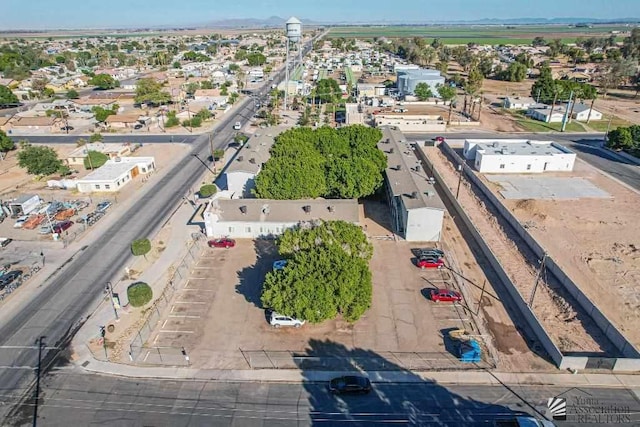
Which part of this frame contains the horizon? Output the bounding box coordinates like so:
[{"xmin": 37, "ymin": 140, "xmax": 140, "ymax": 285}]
[{"xmin": 2, "ymin": 0, "xmax": 640, "ymax": 31}]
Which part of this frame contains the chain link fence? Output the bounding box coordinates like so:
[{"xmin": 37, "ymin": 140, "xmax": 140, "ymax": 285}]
[
  {"xmin": 240, "ymin": 350, "xmax": 496, "ymax": 371},
  {"xmin": 128, "ymin": 234, "xmax": 204, "ymax": 365}
]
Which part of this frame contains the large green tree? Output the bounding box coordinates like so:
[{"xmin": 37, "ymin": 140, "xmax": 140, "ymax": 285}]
[
  {"xmin": 135, "ymin": 77, "xmax": 171, "ymax": 105},
  {"xmin": 88, "ymin": 73, "xmax": 118, "ymax": 90},
  {"xmin": 246, "ymin": 52, "xmax": 267, "ymax": 66},
  {"xmin": 414, "ymin": 82, "xmax": 434, "ymax": 100},
  {"xmin": 261, "ymin": 221, "xmax": 373, "ymax": 323},
  {"xmin": 0, "ymin": 130, "xmax": 15, "ymax": 155},
  {"xmin": 253, "ymin": 125, "xmax": 385, "ymax": 200},
  {"xmin": 17, "ymin": 143, "xmax": 64, "ymax": 175},
  {"xmin": 437, "ymin": 84, "xmax": 457, "ymax": 124},
  {"xmin": 530, "ymin": 65, "xmax": 555, "ymax": 104},
  {"xmin": 0, "ymin": 85, "xmax": 18, "ymax": 104}
]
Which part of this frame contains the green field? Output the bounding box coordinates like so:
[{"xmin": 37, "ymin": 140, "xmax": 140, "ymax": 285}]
[
  {"xmin": 327, "ymin": 25, "xmax": 627, "ymax": 45},
  {"xmin": 291, "ymin": 65, "xmax": 303, "ymax": 81},
  {"xmin": 515, "ymin": 118, "xmax": 587, "ymax": 133},
  {"xmin": 318, "ymin": 69, "xmax": 328, "ymax": 80},
  {"xmin": 586, "ymin": 115, "xmax": 632, "ymax": 132}
]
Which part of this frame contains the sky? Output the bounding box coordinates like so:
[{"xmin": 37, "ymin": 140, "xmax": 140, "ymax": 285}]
[{"xmin": 1, "ymin": 0, "xmax": 639, "ymax": 30}]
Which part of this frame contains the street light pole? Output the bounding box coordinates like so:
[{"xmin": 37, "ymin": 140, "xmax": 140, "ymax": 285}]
[
  {"xmin": 105, "ymin": 281, "xmax": 119, "ymax": 320},
  {"xmin": 33, "ymin": 336, "xmax": 45, "ymax": 427}
]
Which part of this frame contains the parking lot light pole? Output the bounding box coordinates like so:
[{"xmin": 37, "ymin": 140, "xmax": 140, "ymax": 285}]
[
  {"xmin": 105, "ymin": 281, "xmax": 119, "ymax": 320},
  {"xmin": 181, "ymin": 347, "xmax": 190, "ymax": 366}
]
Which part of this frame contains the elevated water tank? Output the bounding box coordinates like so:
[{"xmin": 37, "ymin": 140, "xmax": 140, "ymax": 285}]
[{"xmin": 285, "ymin": 17, "xmax": 302, "ymax": 42}]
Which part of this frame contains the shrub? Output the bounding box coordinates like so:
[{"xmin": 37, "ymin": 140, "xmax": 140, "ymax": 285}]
[
  {"xmin": 84, "ymin": 150, "xmax": 108, "ymax": 169},
  {"xmin": 199, "ymin": 184, "xmax": 217, "ymax": 197},
  {"xmin": 131, "ymin": 238, "xmax": 151, "ymax": 257},
  {"xmin": 127, "ymin": 282, "xmax": 152, "ymax": 307}
]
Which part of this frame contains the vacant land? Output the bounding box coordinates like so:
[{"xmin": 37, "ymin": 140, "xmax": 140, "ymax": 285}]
[{"xmin": 328, "ymin": 25, "xmax": 627, "ymax": 44}]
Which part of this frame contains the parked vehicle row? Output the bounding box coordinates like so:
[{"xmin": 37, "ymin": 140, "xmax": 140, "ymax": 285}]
[{"xmin": 415, "ymin": 247, "xmax": 446, "ymax": 269}]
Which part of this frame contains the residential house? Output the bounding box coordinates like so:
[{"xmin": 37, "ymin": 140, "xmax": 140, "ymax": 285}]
[
  {"xmin": 72, "ymin": 97, "xmax": 118, "ymax": 112},
  {"xmin": 503, "ymin": 96, "xmax": 537, "ymax": 110},
  {"xmin": 104, "ymin": 114, "xmax": 141, "ymax": 129},
  {"xmin": 76, "ymin": 157, "xmax": 156, "ymax": 193},
  {"xmin": 8, "ymin": 116, "xmax": 64, "ymax": 133},
  {"xmin": 193, "ymin": 89, "xmax": 228, "ymax": 106},
  {"xmin": 571, "ymin": 103, "xmax": 603, "ymax": 121},
  {"xmin": 66, "ymin": 143, "xmax": 132, "ymax": 166},
  {"xmin": 526, "ymin": 104, "xmax": 567, "ymax": 123}
]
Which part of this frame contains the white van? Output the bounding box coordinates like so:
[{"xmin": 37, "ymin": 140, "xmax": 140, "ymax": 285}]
[{"xmin": 233, "ymin": 121, "xmax": 241, "ymax": 130}]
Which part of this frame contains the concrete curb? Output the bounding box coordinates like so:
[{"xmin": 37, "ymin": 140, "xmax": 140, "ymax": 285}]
[{"xmin": 74, "ymin": 354, "xmax": 640, "ymax": 388}]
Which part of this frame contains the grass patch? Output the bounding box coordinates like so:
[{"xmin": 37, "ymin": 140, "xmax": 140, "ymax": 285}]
[
  {"xmin": 585, "ymin": 116, "xmax": 632, "ymax": 132},
  {"xmin": 127, "ymin": 282, "xmax": 153, "ymax": 307},
  {"xmin": 515, "ymin": 119, "xmax": 587, "ymax": 133}
]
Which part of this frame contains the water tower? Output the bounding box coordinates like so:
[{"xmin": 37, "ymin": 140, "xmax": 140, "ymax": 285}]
[{"xmin": 284, "ymin": 16, "xmax": 303, "ymax": 113}]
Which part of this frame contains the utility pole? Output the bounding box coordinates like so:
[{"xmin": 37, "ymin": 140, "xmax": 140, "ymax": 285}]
[
  {"xmin": 528, "ymin": 253, "xmax": 548, "ymax": 308},
  {"xmin": 456, "ymin": 164, "xmax": 463, "ymax": 199},
  {"xmin": 105, "ymin": 281, "xmax": 119, "ymax": 320},
  {"xmin": 33, "ymin": 336, "xmax": 45, "ymax": 427},
  {"xmin": 560, "ymin": 90, "xmax": 574, "ymax": 132}
]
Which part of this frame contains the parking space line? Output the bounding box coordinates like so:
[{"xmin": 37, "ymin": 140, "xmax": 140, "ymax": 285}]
[
  {"xmin": 161, "ymin": 319, "xmax": 168, "ymax": 329},
  {"xmin": 153, "ymin": 335, "xmax": 160, "ymax": 345},
  {"xmin": 143, "ymin": 351, "xmax": 150, "ymax": 362}
]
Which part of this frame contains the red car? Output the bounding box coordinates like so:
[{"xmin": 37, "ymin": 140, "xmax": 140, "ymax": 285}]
[
  {"xmin": 429, "ymin": 289, "xmax": 462, "ymax": 303},
  {"xmin": 433, "ymin": 136, "xmax": 445, "ymax": 143},
  {"xmin": 53, "ymin": 220, "xmax": 73, "ymax": 233},
  {"xmin": 416, "ymin": 256, "xmax": 445, "ymax": 269},
  {"xmin": 208, "ymin": 238, "xmax": 236, "ymax": 249}
]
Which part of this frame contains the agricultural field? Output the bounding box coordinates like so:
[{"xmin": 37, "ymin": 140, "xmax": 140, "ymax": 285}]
[{"xmin": 327, "ymin": 24, "xmax": 628, "ymax": 45}]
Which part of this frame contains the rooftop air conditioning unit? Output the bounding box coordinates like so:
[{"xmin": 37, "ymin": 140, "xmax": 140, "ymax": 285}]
[
  {"xmin": 302, "ymin": 205, "xmax": 311, "ymax": 214},
  {"xmin": 415, "ymin": 165, "xmax": 421, "ymax": 172},
  {"xmin": 396, "ymin": 164, "xmax": 402, "ymax": 171},
  {"xmin": 328, "ymin": 205, "xmax": 335, "ymax": 213},
  {"xmin": 261, "ymin": 204, "xmax": 270, "ymax": 215},
  {"xmin": 237, "ymin": 156, "xmax": 244, "ymax": 162},
  {"xmin": 240, "ymin": 205, "xmax": 247, "ymax": 214},
  {"xmin": 411, "ymin": 191, "xmax": 418, "ymax": 199},
  {"xmin": 114, "ymin": 157, "xmax": 122, "ymax": 162},
  {"xmin": 249, "ymin": 158, "xmax": 256, "ymax": 164}
]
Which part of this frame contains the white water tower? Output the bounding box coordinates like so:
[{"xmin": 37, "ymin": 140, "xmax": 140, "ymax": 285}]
[{"xmin": 284, "ymin": 16, "xmax": 303, "ymax": 113}]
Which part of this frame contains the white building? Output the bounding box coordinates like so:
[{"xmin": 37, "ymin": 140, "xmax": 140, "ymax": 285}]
[
  {"xmin": 378, "ymin": 126, "xmax": 446, "ymax": 242},
  {"xmin": 463, "ymin": 139, "xmax": 576, "ymax": 173},
  {"xmin": 204, "ymin": 198, "xmax": 359, "ymax": 239},
  {"xmin": 217, "ymin": 128, "xmax": 284, "ymax": 198},
  {"xmin": 503, "ymin": 96, "xmax": 537, "ymax": 110},
  {"xmin": 572, "ymin": 103, "xmax": 602, "ymax": 121},
  {"xmin": 526, "ymin": 104, "xmax": 567, "ymax": 123},
  {"xmin": 76, "ymin": 157, "xmax": 156, "ymax": 193},
  {"xmin": 396, "ymin": 68, "xmax": 445, "ymax": 98}
]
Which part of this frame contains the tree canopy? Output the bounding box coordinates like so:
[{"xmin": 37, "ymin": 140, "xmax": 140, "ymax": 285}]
[
  {"xmin": 84, "ymin": 150, "xmax": 109, "ymax": 170},
  {"xmin": 17, "ymin": 143, "xmax": 64, "ymax": 175},
  {"xmin": 261, "ymin": 221, "xmax": 373, "ymax": 323},
  {"xmin": 0, "ymin": 130, "xmax": 14, "ymax": 153},
  {"xmin": 414, "ymin": 82, "xmax": 434, "ymax": 100},
  {"xmin": 606, "ymin": 125, "xmax": 640, "ymax": 154},
  {"xmin": 0, "ymin": 85, "xmax": 18, "ymax": 104},
  {"xmin": 246, "ymin": 52, "xmax": 267, "ymax": 66},
  {"xmin": 88, "ymin": 73, "xmax": 119, "ymax": 90},
  {"xmin": 530, "ymin": 65, "xmax": 555, "ymax": 104},
  {"xmin": 135, "ymin": 77, "xmax": 171, "ymax": 105},
  {"xmin": 254, "ymin": 125, "xmax": 385, "ymax": 200}
]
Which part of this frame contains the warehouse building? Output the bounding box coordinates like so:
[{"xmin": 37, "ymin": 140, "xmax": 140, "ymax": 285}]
[
  {"xmin": 76, "ymin": 157, "xmax": 155, "ymax": 193},
  {"xmin": 204, "ymin": 198, "xmax": 359, "ymax": 239},
  {"xmin": 463, "ymin": 139, "xmax": 576, "ymax": 173},
  {"xmin": 378, "ymin": 126, "xmax": 445, "ymax": 242},
  {"xmin": 396, "ymin": 68, "xmax": 445, "ymax": 98}
]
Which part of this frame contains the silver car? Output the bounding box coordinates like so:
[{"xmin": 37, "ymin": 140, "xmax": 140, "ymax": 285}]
[{"xmin": 269, "ymin": 312, "xmax": 305, "ymax": 328}]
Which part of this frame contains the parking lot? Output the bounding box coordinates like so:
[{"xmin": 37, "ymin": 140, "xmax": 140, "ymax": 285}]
[{"xmin": 144, "ymin": 235, "xmax": 488, "ymax": 370}]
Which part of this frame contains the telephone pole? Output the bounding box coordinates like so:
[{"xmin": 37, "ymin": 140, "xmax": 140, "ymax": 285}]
[
  {"xmin": 33, "ymin": 336, "xmax": 45, "ymax": 427},
  {"xmin": 528, "ymin": 253, "xmax": 548, "ymax": 307}
]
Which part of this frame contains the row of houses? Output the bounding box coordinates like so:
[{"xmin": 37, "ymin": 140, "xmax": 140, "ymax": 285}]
[{"xmin": 503, "ymin": 97, "xmax": 603, "ymax": 122}]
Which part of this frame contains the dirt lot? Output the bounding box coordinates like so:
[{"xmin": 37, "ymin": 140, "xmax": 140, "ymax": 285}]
[
  {"xmin": 0, "ymin": 143, "xmax": 191, "ymax": 243},
  {"xmin": 143, "ymin": 234, "xmax": 485, "ymax": 370},
  {"xmin": 489, "ymin": 161, "xmax": 640, "ymax": 347},
  {"xmin": 426, "ymin": 146, "xmax": 619, "ymax": 356}
]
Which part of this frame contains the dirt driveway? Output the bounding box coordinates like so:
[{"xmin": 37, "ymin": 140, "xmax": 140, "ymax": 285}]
[{"xmin": 146, "ymin": 236, "xmax": 482, "ymax": 370}]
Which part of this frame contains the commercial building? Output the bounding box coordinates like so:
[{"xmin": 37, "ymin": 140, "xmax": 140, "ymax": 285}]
[
  {"xmin": 7, "ymin": 194, "xmax": 41, "ymax": 216},
  {"xmin": 396, "ymin": 68, "xmax": 445, "ymax": 98},
  {"xmin": 76, "ymin": 157, "xmax": 155, "ymax": 193},
  {"xmin": 216, "ymin": 128, "xmax": 284, "ymax": 198},
  {"xmin": 463, "ymin": 139, "xmax": 576, "ymax": 173},
  {"xmin": 378, "ymin": 126, "xmax": 446, "ymax": 242},
  {"xmin": 204, "ymin": 198, "xmax": 359, "ymax": 239}
]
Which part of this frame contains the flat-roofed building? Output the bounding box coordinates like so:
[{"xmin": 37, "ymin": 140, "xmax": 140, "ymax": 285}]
[
  {"xmin": 76, "ymin": 156, "xmax": 155, "ymax": 193},
  {"xmin": 378, "ymin": 126, "xmax": 446, "ymax": 242},
  {"xmin": 463, "ymin": 139, "xmax": 576, "ymax": 173},
  {"xmin": 204, "ymin": 198, "xmax": 359, "ymax": 239}
]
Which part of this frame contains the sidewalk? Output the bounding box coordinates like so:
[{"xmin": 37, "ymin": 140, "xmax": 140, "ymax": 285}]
[{"xmin": 72, "ymin": 350, "xmax": 640, "ymax": 388}]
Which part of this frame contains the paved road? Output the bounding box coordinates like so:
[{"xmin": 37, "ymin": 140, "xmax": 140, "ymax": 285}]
[
  {"xmin": 0, "ymin": 86, "xmax": 261, "ymax": 422},
  {"xmin": 0, "ymin": 34, "xmax": 322, "ymax": 424},
  {"xmin": 4, "ymin": 370, "xmax": 639, "ymax": 426},
  {"xmin": 409, "ymin": 132, "xmax": 640, "ymax": 191}
]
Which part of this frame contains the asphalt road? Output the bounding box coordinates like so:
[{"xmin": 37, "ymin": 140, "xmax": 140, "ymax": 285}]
[
  {"xmin": 4, "ymin": 370, "xmax": 640, "ymax": 426},
  {"xmin": 0, "ymin": 35, "xmax": 321, "ymax": 424},
  {"xmin": 409, "ymin": 132, "xmax": 640, "ymax": 191},
  {"xmin": 0, "ymin": 84, "xmax": 261, "ymax": 422}
]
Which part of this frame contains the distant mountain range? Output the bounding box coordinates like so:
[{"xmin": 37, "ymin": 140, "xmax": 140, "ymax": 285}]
[{"xmin": 192, "ymin": 16, "xmax": 640, "ymax": 29}]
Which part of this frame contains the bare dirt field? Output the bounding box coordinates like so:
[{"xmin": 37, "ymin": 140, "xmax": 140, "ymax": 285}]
[
  {"xmin": 489, "ymin": 161, "xmax": 640, "ymax": 347},
  {"xmin": 425, "ymin": 146, "xmax": 619, "ymax": 356}
]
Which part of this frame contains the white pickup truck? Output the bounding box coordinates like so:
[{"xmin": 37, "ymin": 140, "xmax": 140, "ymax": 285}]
[{"xmin": 233, "ymin": 121, "xmax": 241, "ymax": 130}]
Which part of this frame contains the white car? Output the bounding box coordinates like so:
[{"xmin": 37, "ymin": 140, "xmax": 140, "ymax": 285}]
[
  {"xmin": 233, "ymin": 121, "xmax": 241, "ymax": 130},
  {"xmin": 13, "ymin": 216, "xmax": 29, "ymax": 228},
  {"xmin": 269, "ymin": 312, "xmax": 305, "ymax": 328}
]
